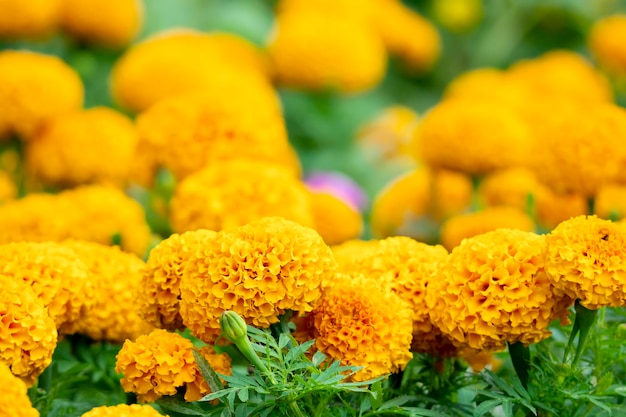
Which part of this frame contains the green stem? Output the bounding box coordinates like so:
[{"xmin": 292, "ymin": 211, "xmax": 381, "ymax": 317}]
[
  {"xmin": 313, "ymin": 395, "xmax": 333, "ymax": 417},
  {"xmin": 288, "ymin": 398, "xmax": 306, "ymax": 417},
  {"xmin": 571, "ymin": 301, "xmax": 598, "ymax": 368},
  {"xmin": 508, "ymin": 341, "xmax": 531, "ymax": 389}
]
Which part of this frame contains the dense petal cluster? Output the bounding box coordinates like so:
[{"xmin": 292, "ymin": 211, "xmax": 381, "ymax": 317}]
[
  {"xmin": 588, "ymin": 14, "xmax": 626, "ymax": 76},
  {"xmin": 309, "ymin": 191, "xmax": 363, "ymax": 246},
  {"xmin": 0, "ymin": 362, "xmax": 39, "ymax": 417},
  {"xmin": 0, "ymin": 242, "xmax": 93, "ymax": 334},
  {"xmin": 180, "ymin": 217, "xmax": 337, "ymax": 343},
  {"xmin": 428, "ymin": 229, "xmax": 572, "ymax": 350},
  {"xmin": 81, "ymin": 404, "xmax": 166, "ymax": 417},
  {"xmin": 0, "ymin": 50, "xmax": 83, "ymax": 140},
  {"xmin": 116, "ymin": 329, "xmax": 231, "ymax": 402},
  {"xmin": 138, "ymin": 229, "xmax": 218, "ymax": 330},
  {"xmin": 331, "ymin": 239, "xmax": 380, "ymax": 266},
  {"xmin": 545, "ymin": 215, "xmax": 626, "ymax": 309},
  {"xmin": 26, "ymin": 107, "xmax": 139, "ymax": 187},
  {"xmin": 309, "ymin": 274, "xmax": 413, "ymax": 381},
  {"xmin": 170, "ymin": 160, "xmax": 314, "ymax": 233},
  {"xmin": 63, "ymin": 241, "xmax": 153, "ymax": 343},
  {"xmin": 0, "ymin": 0, "xmax": 61, "ymax": 39},
  {"xmin": 0, "ymin": 275, "xmax": 57, "ymax": 386}
]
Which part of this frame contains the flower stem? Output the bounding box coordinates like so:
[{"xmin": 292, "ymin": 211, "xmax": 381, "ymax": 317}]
[
  {"xmin": 508, "ymin": 341, "xmax": 531, "ymax": 389},
  {"xmin": 571, "ymin": 301, "xmax": 598, "ymax": 368}
]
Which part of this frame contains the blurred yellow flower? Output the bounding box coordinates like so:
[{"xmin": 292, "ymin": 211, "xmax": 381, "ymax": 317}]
[
  {"xmin": 0, "ymin": 362, "xmax": 39, "ymax": 417},
  {"xmin": 81, "ymin": 404, "xmax": 167, "ymax": 417},
  {"xmin": 431, "ymin": 0, "xmax": 483, "ymax": 33},
  {"xmin": 309, "ymin": 191, "xmax": 363, "ymax": 246},
  {"xmin": 0, "ymin": 0, "xmax": 61, "ymax": 39},
  {"xmin": 0, "ymin": 170, "xmax": 17, "ymax": 202},
  {"xmin": 589, "ymin": 14, "xmax": 626, "ymax": 76},
  {"xmin": 443, "ymin": 68, "xmax": 532, "ymax": 108}
]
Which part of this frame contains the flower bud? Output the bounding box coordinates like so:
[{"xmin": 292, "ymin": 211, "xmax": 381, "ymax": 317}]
[{"xmin": 220, "ymin": 310, "xmax": 248, "ymax": 344}]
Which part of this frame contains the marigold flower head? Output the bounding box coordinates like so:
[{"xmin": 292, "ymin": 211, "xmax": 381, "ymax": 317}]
[
  {"xmin": 179, "ymin": 217, "xmax": 337, "ymax": 343},
  {"xmin": 444, "ymin": 68, "xmax": 533, "ymax": 108},
  {"xmin": 428, "ymin": 229, "xmax": 573, "ymax": 350},
  {"xmin": 441, "ymin": 206, "xmax": 536, "ymax": 250},
  {"xmin": 0, "ymin": 242, "xmax": 93, "ymax": 334},
  {"xmin": 26, "ymin": 107, "xmax": 139, "ymax": 187},
  {"xmin": 60, "ymin": 0, "xmax": 143, "ymax": 48},
  {"xmin": 63, "ymin": 241, "xmax": 153, "ymax": 342},
  {"xmin": 0, "ymin": 170, "xmax": 17, "ymax": 202},
  {"xmin": 309, "ymin": 191, "xmax": 363, "ymax": 246},
  {"xmin": 81, "ymin": 404, "xmax": 167, "ymax": 417},
  {"xmin": 0, "ymin": 0, "xmax": 61, "ymax": 39},
  {"xmin": 136, "ymin": 90, "xmax": 295, "ymax": 180},
  {"xmin": 202, "ymin": 32, "xmax": 273, "ymax": 79},
  {"xmin": 170, "ymin": 160, "xmax": 314, "ymax": 233},
  {"xmin": 545, "ymin": 215, "xmax": 626, "ymax": 309},
  {"xmin": 0, "ymin": 275, "xmax": 57, "ymax": 386},
  {"xmin": 0, "ymin": 362, "xmax": 39, "ymax": 417},
  {"xmin": 589, "ymin": 15, "xmax": 626, "ymax": 76},
  {"xmin": 309, "ymin": 273, "xmax": 413, "ymax": 381},
  {"xmin": 268, "ymin": 10, "xmax": 386, "ymax": 93},
  {"xmin": 116, "ymin": 329, "xmax": 231, "ymax": 403},
  {"xmin": 414, "ymin": 98, "xmax": 532, "ymax": 174},
  {"xmin": 429, "ymin": 169, "xmax": 474, "ymax": 221},
  {"xmin": 111, "ymin": 29, "xmax": 274, "ymax": 113},
  {"xmin": 0, "ymin": 50, "xmax": 83, "ymax": 140},
  {"xmin": 138, "ymin": 229, "xmax": 218, "ymax": 331}
]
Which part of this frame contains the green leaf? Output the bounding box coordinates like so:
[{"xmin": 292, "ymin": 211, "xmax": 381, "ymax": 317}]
[
  {"xmin": 155, "ymin": 397, "xmax": 207, "ymax": 415},
  {"xmin": 473, "ymin": 399, "xmax": 502, "ymax": 417},
  {"xmin": 370, "ymin": 380, "xmax": 383, "ymax": 410},
  {"xmin": 237, "ymin": 387, "xmax": 249, "ymax": 402},
  {"xmin": 193, "ymin": 350, "xmax": 224, "ymax": 392},
  {"xmin": 378, "ymin": 395, "xmax": 414, "ymax": 410},
  {"xmin": 278, "ymin": 333, "xmax": 291, "ymax": 350},
  {"xmin": 284, "ymin": 340, "xmax": 316, "ymax": 365},
  {"xmin": 312, "ymin": 350, "xmax": 327, "ymax": 367}
]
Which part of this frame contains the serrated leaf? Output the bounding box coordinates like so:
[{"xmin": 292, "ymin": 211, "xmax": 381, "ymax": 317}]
[
  {"xmin": 379, "ymin": 395, "xmax": 414, "ymax": 410},
  {"xmin": 314, "ymin": 360, "xmax": 342, "ymax": 384},
  {"xmin": 227, "ymin": 389, "xmax": 237, "ymax": 409},
  {"xmin": 501, "ymin": 400, "xmax": 513, "ymax": 417},
  {"xmin": 155, "ymin": 397, "xmax": 207, "ymax": 415},
  {"xmin": 312, "ymin": 350, "xmax": 327, "ymax": 366},
  {"xmin": 587, "ymin": 397, "xmax": 612, "ymax": 414},
  {"xmin": 193, "ymin": 350, "xmax": 224, "ymax": 392},
  {"xmin": 359, "ymin": 396, "xmax": 372, "ymax": 414},
  {"xmin": 199, "ymin": 388, "xmax": 239, "ymax": 402},
  {"xmin": 284, "ymin": 340, "xmax": 316, "ymax": 365},
  {"xmin": 278, "ymin": 333, "xmax": 291, "ymax": 350},
  {"xmin": 473, "ymin": 399, "xmax": 502, "ymax": 417},
  {"xmin": 237, "ymin": 387, "xmax": 249, "ymax": 402},
  {"xmin": 258, "ymin": 405, "xmax": 276, "ymax": 417},
  {"xmin": 235, "ymin": 403, "xmax": 248, "ymax": 417},
  {"xmin": 221, "ymin": 373, "xmax": 262, "ymax": 388}
]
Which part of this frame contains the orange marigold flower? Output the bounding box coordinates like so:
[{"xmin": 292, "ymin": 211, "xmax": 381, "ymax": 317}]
[
  {"xmin": 595, "ymin": 184, "xmax": 626, "ymax": 220},
  {"xmin": 268, "ymin": 10, "xmax": 386, "ymax": 93},
  {"xmin": 0, "ymin": 50, "xmax": 83, "ymax": 140},
  {"xmin": 138, "ymin": 229, "xmax": 218, "ymax": 331},
  {"xmin": 26, "ymin": 107, "xmax": 139, "ymax": 187},
  {"xmin": 309, "ymin": 191, "xmax": 363, "ymax": 246},
  {"xmin": 588, "ymin": 15, "xmax": 626, "ymax": 77},
  {"xmin": 60, "ymin": 0, "xmax": 143, "ymax": 48},
  {"xmin": 0, "ymin": 170, "xmax": 17, "ymax": 202},
  {"xmin": 0, "ymin": 362, "xmax": 39, "ymax": 417},
  {"xmin": 309, "ymin": 274, "xmax": 413, "ymax": 381},
  {"xmin": 179, "ymin": 217, "xmax": 337, "ymax": 343},
  {"xmin": 440, "ymin": 206, "xmax": 536, "ymax": 250},
  {"xmin": 115, "ymin": 329, "xmax": 231, "ymax": 402},
  {"xmin": 170, "ymin": 160, "xmax": 314, "ymax": 233},
  {"xmin": 63, "ymin": 241, "xmax": 153, "ymax": 343},
  {"xmin": 428, "ymin": 229, "xmax": 573, "ymax": 351},
  {"xmin": 81, "ymin": 404, "xmax": 167, "ymax": 417},
  {"xmin": 0, "ymin": 0, "xmax": 61, "ymax": 40},
  {"xmin": 0, "ymin": 275, "xmax": 57, "ymax": 386},
  {"xmin": 0, "ymin": 242, "xmax": 93, "ymax": 334},
  {"xmin": 545, "ymin": 215, "xmax": 626, "ymax": 309}
]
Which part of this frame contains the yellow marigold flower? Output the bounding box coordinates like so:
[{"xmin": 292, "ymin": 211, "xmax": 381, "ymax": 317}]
[
  {"xmin": 111, "ymin": 29, "xmax": 274, "ymax": 113},
  {"xmin": 414, "ymin": 99, "xmax": 532, "ymax": 174},
  {"xmin": 0, "ymin": 362, "xmax": 39, "ymax": 417},
  {"xmin": 589, "ymin": 15, "xmax": 626, "ymax": 76},
  {"xmin": 431, "ymin": 0, "xmax": 483, "ymax": 33},
  {"xmin": 170, "ymin": 160, "xmax": 313, "ymax": 233},
  {"xmin": 428, "ymin": 229, "xmax": 573, "ymax": 351},
  {"xmin": 440, "ymin": 206, "xmax": 536, "ymax": 250},
  {"xmin": 309, "ymin": 191, "xmax": 363, "ymax": 246},
  {"xmin": 0, "ymin": 242, "xmax": 93, "ymax": 334},
  {"xmin": 268, "ymin": 10, "xmax": 386, "ymax": 93},
  {"xmin": 508, "ymin": 50, "xmax": 613, "ymax": 103},
  {"xmin": 0, "ymin": 50, "xmax": 83, "ymax": 140},
  {"xmin": 0, "ymin": 0, "xmax": 61, "ymax": 39},
  {"xmin": 444, "ymin": 68, "xmax": 533, "ymax": 108},
  {"xmin": 545, "ymin": 215, "xmax": 626, "ymax": 309},
  {"xmin": 116, "ymin": 329, "xmax": 231, "ymax": 403},
  {"xmin": 538, "ymin": 192, "xmax": 589, "ymax": 231},
  {"xmin": 60, "ymin": 0, "xmax": 143, "ymax": 48},
  {"xmin": 81, "ymin": 404, "xmax": 166, "ymax": 417},
  {"xmin": 179, "ymin": 217, "xmax": 337, "ymax": 343},
  {"xmin": 0, "ymin": 170, "xmax": 17, "ymax": 202},
  {"xmin": 372, "ymin": 0, "xmax": 441, "ymax": 72},
  {"xmin": 430, "ymin": 168, "xmax": 473, "ymax": 221},
  {"xmin": 331, "ymin": 239, "xmax": 380, "ymax": 267},
  {"xmin": 0, "ymin": 275, "xmax": 57, "ymax": 386},
  {"xmin": 26, "ymin": 107, "xmax": 139, "ymax": 187},
  {"xmin": 202, "ymin": 32, "xmax": 273, "ymax": 79},
  {"xmin": 138, "ymin": 229, "xmax": 218, "ymax": 331},
  {"xmin": 63, "ymin": 241, "xmax": 153, "ymax": 343},
  {"xmin": 596, "ymin": 184, "xmax": 626, "ymax": 220},
  {"xmin": 136, "ymin": 90, "xmax": 296, "ymax": 180},
  {"xmin": 310, "ymin": 274, "xmax": 413, "ymax": 381}
]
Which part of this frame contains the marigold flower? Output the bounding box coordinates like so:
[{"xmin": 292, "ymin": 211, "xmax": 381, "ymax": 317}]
[
  {"xmin": 545, "ymin": 215, "xmax": 626, "ymax": 309},
  {"xmin": 440, "ymin": 206, "xmax": 536, "ymax": 250},
  {"xmin": 111, "ymin": 29, "xmax": 274, "ymax": 113},
  {"xmin": 0, "ymin": 170, "xmax": 17, "ymax": 202},
  {"xmin": 268, "ymin": 10, "xmax": 386, "ymax": 93},
  {"xmin": 414, "ymin": 99, "xmax": 532, "ymax": 174},
  {"xmin": 331, "ymin": 239, "xmax": 379, "ymax": 266},
  {"xmin": 309, "ymin": 191, "xmax": 363, "ymax": 246},
  {"xmin": 63, "ymin": 241, "xmax": 153, "ymax": 343},
  {"xmin": 138, "ymin": 229, "xmax": 218, "ymax": 331},
  {"xmin": 201, "ymin": 32, "xmax": 273, "ymax": 79},
  {"xmin": 115, "ymin": 329, "xmax": 231, "ymax": 402},
  {"xmin": 81, "ymin": 404, "xmax": 167, "ymax": 417},
  {"xmin": 430, "ymin": 169, "xmax": 474, "ymax": 221},
  {"xmin": 26, "ymin": 107, "xmax": 139, "ymax": 187},
  {"xmin": 0, "ymin": 362, "xmax": 39, "ymax": 417},
  {"xmin": 0, "ymin": 242, "xmax": 93, "ymax": 334},
  {"xmin": 304, "ymin": 171, "xmax": 368, "ymax": 212},
  {"xmin": 0, "ymin": 0, "xmax": 61, "ymax": 39},
  {"xmin": 60, "ymin": 0, "xmax": 143, "ymax": 48},
  {"xmin": 309, "ymin": 274, "xmax": 413, "ymax": 381},
  {"xmin": 179, "ymin": 217, "xmax": 337, "ymax": 343},
  {"xmin": 170, "ymin": 160, "xmax": 314, "ymax": 233},
  {"xmin": 0, "ymin": 50, "xmax": 83, "ymax": 140},
  {"xmin": 428, "ymin": 229, "xmax": 573, "ymax": 350},
  {"xmin": 589, "ymin": 15, "xmax": 626, "ymax": 76},
  {"xmin": 595, "ymin": 184, "xmax": 626, "ymax": 220},
  {"xmin": 444, "ymin": 68, "xmax": 532, "ymax": 107},
  {"xmin": 136, "ymin": 90, "xmax": 296, "ymax": 180},
  {"xmin": 0, "ymin": 275, "xmax": 57, "ymax": 386}
]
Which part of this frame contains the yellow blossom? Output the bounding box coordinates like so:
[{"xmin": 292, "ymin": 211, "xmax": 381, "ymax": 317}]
[
  {"xmin": 309, "ymin": 191, "xmax": 363, "ymax": 246},
  {"xmin": 588, "ymin": 14, "xmax": 626, "ymax": 77},
  {"xmin": 0, "ymin": 0, "xmax": 61, "ymax": 40},
  {"xmin": 443, "ymin": 68, "xmax": 533, "ymax": 107},
  {"xmin": 331, "ymin": 239, "xmax": 380, "ymax": 267},
  {"xmin": 81, "ymin": 404, "xmax": 167, "ymax": 417},
  {"xmin": 429, "ymin": 169, "xmax": 474, "ymax": 221},
  {"xmin": 179, "ymin": 217, "xmax": 337, "ymax": 343},
  {"xmin": 0, "ymin": 362, "xmax": 39, "ymax": 417}
]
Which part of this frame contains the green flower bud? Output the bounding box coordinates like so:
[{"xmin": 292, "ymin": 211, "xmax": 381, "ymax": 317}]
[{"xmin": 220, "ymin": 310, "xmax": 248, "ymax": 343}]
